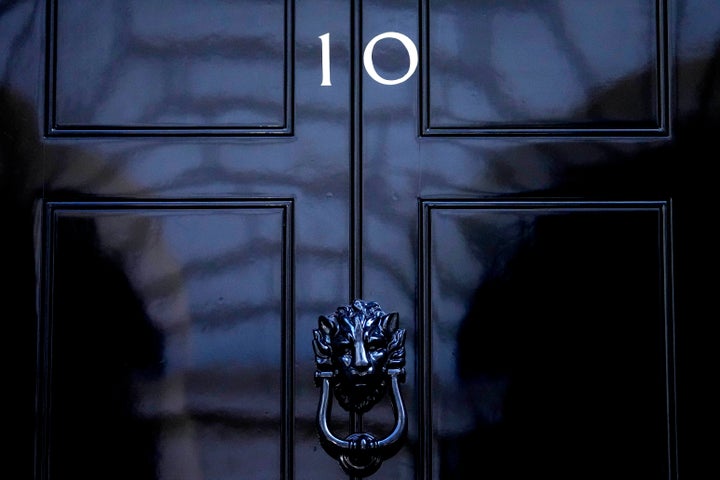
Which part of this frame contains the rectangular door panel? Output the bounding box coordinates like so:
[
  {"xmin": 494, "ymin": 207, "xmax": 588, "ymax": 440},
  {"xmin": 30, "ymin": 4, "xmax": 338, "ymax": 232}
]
[
  {"xmin": 49, "ymin": 0, "xmax": 293, "ymax": 135},
  {"xmin": 423, "ymin": 0, "xmax": 667, "ymax": 135},
  {"xmin": 40, "ymin": 201, "xmax": 293, "ymax": 480},
  {"xmin": 420, "ymin": 201, "xmax": 673, "ymax": 479}
]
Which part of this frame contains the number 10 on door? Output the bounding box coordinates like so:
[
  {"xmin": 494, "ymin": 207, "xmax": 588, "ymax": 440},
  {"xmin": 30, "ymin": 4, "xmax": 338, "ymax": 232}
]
[{"xmin": 319, "ymin": 32, "xmax": 419, "ymax": 86}]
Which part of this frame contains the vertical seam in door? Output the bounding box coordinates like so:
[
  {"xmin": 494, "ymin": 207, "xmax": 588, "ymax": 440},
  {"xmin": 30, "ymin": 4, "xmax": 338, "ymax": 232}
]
[{"xmin": 350, "ymin": 0, "xmax": 363, "ymax": 301}]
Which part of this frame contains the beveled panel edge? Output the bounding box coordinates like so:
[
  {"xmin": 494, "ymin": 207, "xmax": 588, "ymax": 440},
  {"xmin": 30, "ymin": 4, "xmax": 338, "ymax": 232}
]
[
  {"xmin": 35, "ymin": 198, "xmax": 296, "ymax": 480},
  {"xmin": 419, "ymin": 0, "xmax": 670, "ymax": 138},
  {"xmin": 417, "ymin": 198, "xmax": 676, "ymax": 480},
  {"xmin": 44, "ymin": 0, "xmax": 294, "ymax": 137}
]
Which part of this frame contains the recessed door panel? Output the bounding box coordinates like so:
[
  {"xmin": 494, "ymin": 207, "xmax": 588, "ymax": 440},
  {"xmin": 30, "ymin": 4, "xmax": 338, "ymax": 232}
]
[
  {"xmin": 421, "ymin": 202, "xmax": 671, "ymax": 479},
  {"xmin": 423, "ymin": 0, "xmax": 665, "ymax": 134},
  {"xmin": 50, "ymin": 0, "xmax": 292, "ymax": 134},
  {"xmin": 43, "ymin": 202, "xmax": 292, "ymax": 480}
]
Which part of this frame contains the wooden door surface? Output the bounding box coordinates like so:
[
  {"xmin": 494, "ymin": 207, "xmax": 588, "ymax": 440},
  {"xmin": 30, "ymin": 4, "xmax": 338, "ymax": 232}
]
[{"xmin": 1, "ymin": 1, "xmax": 718, "ymax": 478}]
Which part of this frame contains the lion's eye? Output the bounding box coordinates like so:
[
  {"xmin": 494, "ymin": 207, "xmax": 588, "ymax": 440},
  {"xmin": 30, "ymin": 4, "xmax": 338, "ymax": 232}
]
[
  {"xmin": 367, "ymin": 338, "xmax": 384, "ymax": 352},
  {"xmin": 336, "ymin": 339, "xmax": 352, "ymax": 354}
]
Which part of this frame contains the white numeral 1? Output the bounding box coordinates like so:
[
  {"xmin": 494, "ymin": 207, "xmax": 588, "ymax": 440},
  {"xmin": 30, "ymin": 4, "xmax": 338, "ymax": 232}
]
[{"xmin": 319, "ymin": 33, "xmax": 332, "ymax": 86}]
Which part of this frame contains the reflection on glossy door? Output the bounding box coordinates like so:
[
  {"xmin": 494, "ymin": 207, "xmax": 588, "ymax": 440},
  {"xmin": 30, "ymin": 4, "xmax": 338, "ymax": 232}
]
[{"xmin": 1, "ymin": 0, "xmax": 718, "ymax": 479}]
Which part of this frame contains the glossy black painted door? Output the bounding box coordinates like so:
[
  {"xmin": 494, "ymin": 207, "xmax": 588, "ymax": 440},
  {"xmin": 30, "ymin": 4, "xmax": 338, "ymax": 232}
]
[
  {"xmin": 4, "ymin": 1, "xmax": 352, "ymax": 479},
  {"xmin": 359, "ymin": 1, "xmax": 715, "ymax": 478},
  {"xmin": 2, "ymin": 1, "xmax": 717, "ymax": 479}
]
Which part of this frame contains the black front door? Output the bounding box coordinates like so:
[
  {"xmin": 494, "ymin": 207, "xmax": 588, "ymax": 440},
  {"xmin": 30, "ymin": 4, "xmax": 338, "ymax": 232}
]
[{"xmin": 2, "ymin": 1, "xmax": 717, "ymax": 479}]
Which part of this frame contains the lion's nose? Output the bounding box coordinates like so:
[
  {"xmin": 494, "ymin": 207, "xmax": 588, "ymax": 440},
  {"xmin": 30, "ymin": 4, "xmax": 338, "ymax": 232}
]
[{"xmin": 354, "ymin": 342, "xmax": 370, "ymax": 370}]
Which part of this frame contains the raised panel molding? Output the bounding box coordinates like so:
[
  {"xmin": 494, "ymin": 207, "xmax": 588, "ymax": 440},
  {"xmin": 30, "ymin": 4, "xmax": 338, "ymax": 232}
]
[
  {"xmin": 38, "ymin": 199, "xmax": 294, "ymax": 479},
  {"xmin": 418, "ymin": 199, "xmax": 676, "ymax": 478},
  {"xmin": 46, "ymin": 0, "xmax": 294, "ymax": 136},
  {"xmin": 421, "ymin": 0, "xmax": 669, "ymax": 137}
]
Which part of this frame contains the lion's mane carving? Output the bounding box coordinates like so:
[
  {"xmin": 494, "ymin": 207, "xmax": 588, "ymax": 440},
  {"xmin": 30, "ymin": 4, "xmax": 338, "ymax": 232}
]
[{"xmin": 313, "ymin": 300, "xmax": 406, "ymax": 413}]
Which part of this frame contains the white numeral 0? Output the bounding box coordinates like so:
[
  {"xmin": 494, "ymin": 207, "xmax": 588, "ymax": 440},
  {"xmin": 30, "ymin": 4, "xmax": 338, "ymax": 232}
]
[
  {"xmin": 363, "ymin": 32, "xmax": 418, "ymax": 85},
  {"xmin": 320, "ymin": 32, "xmax": 418, "ymax": 86}
]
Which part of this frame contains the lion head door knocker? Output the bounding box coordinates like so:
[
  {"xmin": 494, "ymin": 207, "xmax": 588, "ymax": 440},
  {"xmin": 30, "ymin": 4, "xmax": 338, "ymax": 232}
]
[{"xmin": 313, "ymin": 300, "xmax": 407, "ymax": 478}]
